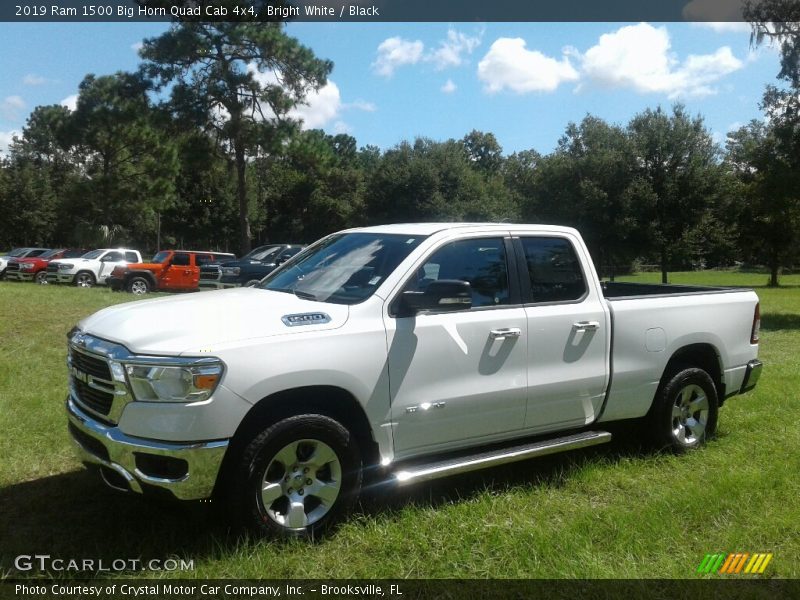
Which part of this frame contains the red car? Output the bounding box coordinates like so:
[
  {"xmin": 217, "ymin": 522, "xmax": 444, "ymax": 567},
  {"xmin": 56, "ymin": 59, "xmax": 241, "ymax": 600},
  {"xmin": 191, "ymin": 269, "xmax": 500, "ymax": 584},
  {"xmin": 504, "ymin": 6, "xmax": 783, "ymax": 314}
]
[{"xmin": 6, "ymin": 248, "xmax": 88, "ymax": 284}]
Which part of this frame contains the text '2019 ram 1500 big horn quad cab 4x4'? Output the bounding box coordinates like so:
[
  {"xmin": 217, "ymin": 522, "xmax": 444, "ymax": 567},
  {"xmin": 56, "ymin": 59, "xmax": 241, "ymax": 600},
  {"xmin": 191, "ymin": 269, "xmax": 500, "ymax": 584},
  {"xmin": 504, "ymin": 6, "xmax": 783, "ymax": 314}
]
[{"xmin": 64, "ymin": 224, "xmax": 762, "ymax": 538}]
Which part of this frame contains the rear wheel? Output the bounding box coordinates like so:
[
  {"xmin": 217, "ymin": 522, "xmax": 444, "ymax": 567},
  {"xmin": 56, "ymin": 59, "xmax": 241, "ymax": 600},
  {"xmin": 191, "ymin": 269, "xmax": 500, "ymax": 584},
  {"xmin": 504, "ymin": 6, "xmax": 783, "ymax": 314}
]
[
  {"xmin": 35, "ymin": 271, "xmax": 48, "ymax": 284},
  {"xmin": 647, "ymin": 367, "xmax": 718, "ymax": 452},
  {"xmin": 127, "ymin": 276, "xmax": 150, "ymax": 295},
  {"xmin": 231, "ymin": 414, "xmax": 362, "ymax": 539},
  {"xmin": 75, "ymin": 271, "xmax": 95, "ymax": 288}
]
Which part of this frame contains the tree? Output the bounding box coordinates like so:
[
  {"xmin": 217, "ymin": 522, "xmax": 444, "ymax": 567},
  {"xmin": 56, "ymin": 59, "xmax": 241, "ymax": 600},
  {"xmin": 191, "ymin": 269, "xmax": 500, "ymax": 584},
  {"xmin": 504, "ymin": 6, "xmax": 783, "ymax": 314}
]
[
  {"xmin": 627, "ymin": 105, "xmax": 720, "ymax": 283},
  {"xmin": 138, "ymin": 17, "xmax": 333, "ymax": 254},
  {"xmin": 67, "ymin": 72, "xmax": 179, "ymax": 245},
  {"xmin": 726, "ymin": 120, "xmax": 800, "ymax": 286}
]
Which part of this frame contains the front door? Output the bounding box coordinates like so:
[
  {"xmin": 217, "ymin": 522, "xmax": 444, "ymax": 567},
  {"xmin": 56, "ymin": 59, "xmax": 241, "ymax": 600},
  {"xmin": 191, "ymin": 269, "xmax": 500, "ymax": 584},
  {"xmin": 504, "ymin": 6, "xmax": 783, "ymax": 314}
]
[
  {"xmin": 386, "ymin": 236, "xmax": 529, "ymax": 457},
  {"xmin": 163, "ymin": 252, "xmax": 194, "ymax": 290}
]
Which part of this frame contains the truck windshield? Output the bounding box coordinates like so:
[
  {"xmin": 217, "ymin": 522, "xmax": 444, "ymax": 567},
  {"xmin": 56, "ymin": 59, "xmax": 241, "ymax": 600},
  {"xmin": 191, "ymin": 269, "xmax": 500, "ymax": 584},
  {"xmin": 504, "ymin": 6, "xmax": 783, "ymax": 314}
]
[
  {"xmin": 40, "ymin": 249, "xmax": 65, "ymax": 259},
  {"xmin": 8, "ymin": 248, "xmax": 30, "ymax": 257},
  {"xmin": 261, "ymin": 233, "xmax": 425, "ymax": 305},
  {"xmin": 250, "ymin": 246, "xmax": 283, "ymax": 262}
]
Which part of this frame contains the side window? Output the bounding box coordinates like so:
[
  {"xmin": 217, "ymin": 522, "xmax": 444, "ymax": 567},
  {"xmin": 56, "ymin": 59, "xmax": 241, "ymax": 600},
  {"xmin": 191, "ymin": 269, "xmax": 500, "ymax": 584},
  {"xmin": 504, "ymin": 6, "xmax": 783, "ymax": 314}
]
[
  {"xmin": 172, "ymin": 252, "xmax": 191, "ymax": 266},
  {"xmin": 195, "ymin": 254, "xmax": 213, "ymax": 266},
  {"xmin": 407, "ymin": 238, "xmax": 510, "ymax": 308},
  {"xmin": 104, "ymin": 251, "xmax": 123, "ymax": 262},
  {"xmin": 28, "ymin": 249, "xmax": 47, "ymax": 258},
  {"xmin": 521, "ymin": 237, "xmax": 586, "ymax": 303},
  {"xmin": 125, "ymin": 252, "xmax": 139, "ymax": 263}
]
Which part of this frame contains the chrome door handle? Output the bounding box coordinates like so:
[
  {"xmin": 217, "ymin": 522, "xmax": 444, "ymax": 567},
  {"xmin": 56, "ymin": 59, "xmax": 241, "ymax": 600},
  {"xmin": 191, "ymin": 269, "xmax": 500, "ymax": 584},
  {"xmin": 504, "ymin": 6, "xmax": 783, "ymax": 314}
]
[
  {"xmin": 490, "ymin": 327, "xmax": 522, "ymax": 339},
  {"xmin": 572, "ymin": 321, "xmax": 600, "ymax": 331}
]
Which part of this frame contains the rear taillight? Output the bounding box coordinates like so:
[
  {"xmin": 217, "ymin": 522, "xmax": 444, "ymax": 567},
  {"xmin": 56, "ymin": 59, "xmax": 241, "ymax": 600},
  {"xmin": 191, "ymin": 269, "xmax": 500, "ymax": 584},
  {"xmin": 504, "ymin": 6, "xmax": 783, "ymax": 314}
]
[{"xmin": 751, "ymin": 302, "xmax": 760, "ymax": 344}]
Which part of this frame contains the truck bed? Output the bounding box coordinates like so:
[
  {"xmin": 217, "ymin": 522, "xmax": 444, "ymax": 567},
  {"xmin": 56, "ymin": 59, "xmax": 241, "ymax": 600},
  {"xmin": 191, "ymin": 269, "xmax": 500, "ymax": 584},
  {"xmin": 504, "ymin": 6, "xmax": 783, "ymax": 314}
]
[{"xmin": 601, "ymin": 281, "xmax": 751, "ymax": 300}]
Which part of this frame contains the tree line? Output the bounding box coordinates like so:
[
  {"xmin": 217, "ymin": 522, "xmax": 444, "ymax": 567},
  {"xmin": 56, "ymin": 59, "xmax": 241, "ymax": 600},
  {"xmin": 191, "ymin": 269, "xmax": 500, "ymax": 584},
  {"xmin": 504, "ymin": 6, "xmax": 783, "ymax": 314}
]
[{"xmin": 1, "ymin": 7, "xmax": 798, "ymax": 285}]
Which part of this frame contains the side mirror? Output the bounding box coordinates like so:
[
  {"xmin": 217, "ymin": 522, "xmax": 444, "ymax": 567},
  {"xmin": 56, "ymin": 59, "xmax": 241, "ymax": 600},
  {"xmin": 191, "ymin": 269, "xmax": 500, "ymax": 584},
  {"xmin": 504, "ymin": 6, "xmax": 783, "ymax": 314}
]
[
  {"xmin": 401, "ymin": 279, "xmax": 472, "ymax": 314},
  {"xmin": 245, "ymin": 279, "xmax": 260, "ymax": 288},
  {"xmin": 276, "ymin": 254, "xmax": 292, "ymax": 266}
]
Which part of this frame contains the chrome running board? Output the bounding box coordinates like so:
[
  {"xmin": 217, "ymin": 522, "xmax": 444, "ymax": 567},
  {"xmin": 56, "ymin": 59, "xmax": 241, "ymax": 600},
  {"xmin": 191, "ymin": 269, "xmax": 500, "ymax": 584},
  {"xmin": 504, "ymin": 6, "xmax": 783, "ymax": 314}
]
[{"xmin": 393, "ymin": 430, "xmax": 612, "ymax": 485}]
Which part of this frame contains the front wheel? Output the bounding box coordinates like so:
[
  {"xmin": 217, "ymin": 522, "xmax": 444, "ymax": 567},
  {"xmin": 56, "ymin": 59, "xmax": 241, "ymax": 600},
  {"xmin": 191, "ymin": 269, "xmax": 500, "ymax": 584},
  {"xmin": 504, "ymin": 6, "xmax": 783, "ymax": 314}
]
[
  {"xmin": 647, "ymin": 367, "xmax": 718, "ymax": 452},
  {"xmin": 231, "ymin": 414, "xmax": 362, "ymax": 539},
  {"xmin": 75, "ymin": 271, "xmax": 95, "ymax": 288},
  {"xmin": 127, "ymin": 276, "xmax": 150, "ymax": 295},
  {"xmin": 35, "ymin": 271, "xmax": 48, "ymax": 284}
]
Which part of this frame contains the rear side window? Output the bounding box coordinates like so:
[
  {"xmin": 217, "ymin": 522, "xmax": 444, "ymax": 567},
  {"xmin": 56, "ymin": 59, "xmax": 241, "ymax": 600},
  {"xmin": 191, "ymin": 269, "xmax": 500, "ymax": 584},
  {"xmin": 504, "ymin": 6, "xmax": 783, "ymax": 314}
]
[
  {"xmin": 172, "ymin": 252, "xmax": 191, "ymax": 266},
  {"xmin": 406, "ymin": 238, "xmax": 510, "ymax": 308},
  {"xmin": 520, "ymin": 237, "xmax": 586, "ymax": 303},
  {"xmin": 125, "ymin": 251, "xmax": 139, "ymax": 263},
  {"xmin": 196, "ymin": 254, "xmax": 214, "ymax": 265}
]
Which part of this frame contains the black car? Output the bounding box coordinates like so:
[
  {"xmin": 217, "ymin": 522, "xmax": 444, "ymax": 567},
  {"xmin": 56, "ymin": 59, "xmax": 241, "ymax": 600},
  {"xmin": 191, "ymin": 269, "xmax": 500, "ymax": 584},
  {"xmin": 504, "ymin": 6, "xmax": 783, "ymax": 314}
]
[{"xmin": 199, "ymin": 244, "xmax": 304, "ymax": 289}]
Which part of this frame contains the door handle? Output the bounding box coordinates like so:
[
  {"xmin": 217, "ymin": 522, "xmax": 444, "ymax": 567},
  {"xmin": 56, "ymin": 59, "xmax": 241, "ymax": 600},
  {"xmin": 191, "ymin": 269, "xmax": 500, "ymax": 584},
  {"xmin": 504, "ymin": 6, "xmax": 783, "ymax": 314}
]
[
  {"xmin": 572, "ymin": 321, "xmax": 600, "ymax": 331},
  {"xmin": 490, "ymin": 327, "xmax": 522, "ymax": 339}
]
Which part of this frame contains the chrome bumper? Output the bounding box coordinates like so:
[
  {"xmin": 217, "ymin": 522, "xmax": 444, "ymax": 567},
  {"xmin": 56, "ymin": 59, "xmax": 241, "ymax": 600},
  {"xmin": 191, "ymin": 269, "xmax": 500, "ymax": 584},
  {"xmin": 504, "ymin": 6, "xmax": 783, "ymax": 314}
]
[
  {"xmin": 66, "ymin": 397, "xmax": 229, "ymax": 500},
  {"xmin": 740, "ymin": 359, "xmax": 763, "ymax": 394},
  {"xmin": 5, "ymin": 272, "xmax": 30, "ymax": 281},
  {"xmin": 47, "ymin": 273, "xmax": 75, "ymax": 284}
]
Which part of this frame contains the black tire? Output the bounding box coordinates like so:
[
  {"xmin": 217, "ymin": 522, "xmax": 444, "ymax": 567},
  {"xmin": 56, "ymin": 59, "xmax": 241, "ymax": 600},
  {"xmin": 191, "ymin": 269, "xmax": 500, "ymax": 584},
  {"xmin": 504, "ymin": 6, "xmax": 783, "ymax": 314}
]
[
  {"xmin": 35, "ymin": 271, "xmax": 48, "ymax": 285},
  {"xmin": 74, "ymin": 271, "xmax": 95, "ymax": 288},
  {"xmin": 647, "ymin": 366, "xmax": 718, "ymax": 453},
  {"xmin": 127, "ymin": 276, "xmax": 151, "ymax": 295},
  {"xmin": 230, "ymin": 414, "xmax": 362, "ymax": 539}
]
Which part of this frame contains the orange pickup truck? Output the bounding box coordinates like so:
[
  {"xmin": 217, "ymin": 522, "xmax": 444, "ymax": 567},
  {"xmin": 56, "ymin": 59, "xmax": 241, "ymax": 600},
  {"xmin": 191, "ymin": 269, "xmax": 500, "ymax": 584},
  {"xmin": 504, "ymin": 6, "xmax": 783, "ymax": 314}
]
[{"xmin": 108, "ymin": 249, "xmax": 235, "ymax": 294}]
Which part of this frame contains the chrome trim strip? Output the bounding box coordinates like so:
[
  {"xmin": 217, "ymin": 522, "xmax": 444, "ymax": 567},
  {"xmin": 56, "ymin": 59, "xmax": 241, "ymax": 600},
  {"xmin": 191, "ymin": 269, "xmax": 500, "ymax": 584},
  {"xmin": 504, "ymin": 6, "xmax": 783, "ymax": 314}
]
[
  {"xmin": 66, "ymin": 397, "xmax": 229, "ymax": 500},
  {"xmin": 393, "ymin": 430, "xmax": 612, "ymax": 485}
]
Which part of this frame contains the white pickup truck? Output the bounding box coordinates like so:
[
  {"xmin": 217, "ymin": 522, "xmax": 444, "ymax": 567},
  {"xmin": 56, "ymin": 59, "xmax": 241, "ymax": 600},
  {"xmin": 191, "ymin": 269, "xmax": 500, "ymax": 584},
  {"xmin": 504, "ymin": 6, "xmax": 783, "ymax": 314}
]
[
  {"xmin": 47, "ymin": 248, "xmax": 142, "ymax": 287},
  {"xmin": 65, "ymin": 224, "xmax": 762, "ymax": 538}
]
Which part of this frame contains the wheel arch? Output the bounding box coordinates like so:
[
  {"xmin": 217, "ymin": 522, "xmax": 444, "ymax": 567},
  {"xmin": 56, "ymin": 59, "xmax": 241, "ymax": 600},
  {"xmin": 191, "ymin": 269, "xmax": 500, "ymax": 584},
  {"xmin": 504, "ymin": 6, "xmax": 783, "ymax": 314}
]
[
  {"xmin": 213, "ymin": 385, "xmax": 379, "ymax": 498},
  {"xmin": 126, "ymin": 270, "xmax": 157, "ymax": 289},
  {"xmin": 660, "ymin": 343, "xmax": 724, "ymax": 402}
]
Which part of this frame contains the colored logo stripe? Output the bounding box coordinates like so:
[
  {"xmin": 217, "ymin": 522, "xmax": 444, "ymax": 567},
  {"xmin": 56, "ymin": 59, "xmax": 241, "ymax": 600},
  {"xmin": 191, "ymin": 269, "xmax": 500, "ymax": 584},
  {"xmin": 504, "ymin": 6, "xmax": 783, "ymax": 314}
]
[{"xmin": 697, "ymin": 553, "xmax": 772, "ymax": 575}]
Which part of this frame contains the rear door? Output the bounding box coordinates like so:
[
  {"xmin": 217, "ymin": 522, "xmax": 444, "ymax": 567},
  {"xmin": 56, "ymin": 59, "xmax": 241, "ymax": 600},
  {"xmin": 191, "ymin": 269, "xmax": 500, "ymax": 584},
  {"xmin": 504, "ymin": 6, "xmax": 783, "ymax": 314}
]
[{"xmin": 513, "ymin": 233, "xmax": 610, "ymax": 432}]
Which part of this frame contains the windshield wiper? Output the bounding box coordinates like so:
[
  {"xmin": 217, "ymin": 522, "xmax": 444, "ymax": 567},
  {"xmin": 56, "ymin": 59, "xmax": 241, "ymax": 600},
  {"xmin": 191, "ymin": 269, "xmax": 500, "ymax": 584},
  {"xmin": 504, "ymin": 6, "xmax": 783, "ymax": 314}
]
[{"xmin": 293, "ymin": 289, "xmax": 318, "ymax": 301}]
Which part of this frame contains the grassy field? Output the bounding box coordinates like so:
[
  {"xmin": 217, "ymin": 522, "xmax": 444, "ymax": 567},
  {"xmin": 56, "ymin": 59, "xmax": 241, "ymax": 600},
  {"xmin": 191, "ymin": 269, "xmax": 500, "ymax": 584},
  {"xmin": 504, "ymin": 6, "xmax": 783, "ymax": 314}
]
[{"xmin": 0, "ymin": 272, "xmax": 798, "ymax": 579}]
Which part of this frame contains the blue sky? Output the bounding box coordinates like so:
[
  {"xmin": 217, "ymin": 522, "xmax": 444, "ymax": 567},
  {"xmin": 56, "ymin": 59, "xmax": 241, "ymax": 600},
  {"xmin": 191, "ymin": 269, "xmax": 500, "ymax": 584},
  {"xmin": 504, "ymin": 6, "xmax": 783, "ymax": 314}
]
[{"xmin": 0, "ymin": 21, "xmax": 782, "ymax": 156}]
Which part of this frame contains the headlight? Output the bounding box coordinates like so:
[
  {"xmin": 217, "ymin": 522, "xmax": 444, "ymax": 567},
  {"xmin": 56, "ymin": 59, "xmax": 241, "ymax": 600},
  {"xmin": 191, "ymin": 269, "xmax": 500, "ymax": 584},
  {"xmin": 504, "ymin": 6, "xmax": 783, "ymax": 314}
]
[
  {"xmin": 58, "ymin": 263, "xmax": 74, "ymax": 270},
  {"xmin": 222, "ymin": 267, "xmax": 241, "ymax": 276},
  {"xmin": 20, "ymin": 262, "xmax": 35, "ymax": 270},
  {"xmin": 125, "ymin": 362, "xmax": 223, "ymax": 403}
]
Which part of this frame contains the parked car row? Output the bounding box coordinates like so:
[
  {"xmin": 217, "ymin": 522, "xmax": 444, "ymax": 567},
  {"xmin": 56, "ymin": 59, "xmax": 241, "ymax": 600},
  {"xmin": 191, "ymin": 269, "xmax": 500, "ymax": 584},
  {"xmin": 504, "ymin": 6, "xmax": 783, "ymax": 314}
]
[{"xmin": 0, "ymin": 244, "xmax": 303, "ymax": 294}]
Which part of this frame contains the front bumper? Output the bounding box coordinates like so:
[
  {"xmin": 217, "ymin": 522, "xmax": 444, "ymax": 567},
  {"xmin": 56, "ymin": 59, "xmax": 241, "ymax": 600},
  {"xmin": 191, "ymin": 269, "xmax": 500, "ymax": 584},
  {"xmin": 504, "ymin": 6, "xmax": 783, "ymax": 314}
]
[
  {"xmin": 740, "ymin": 359, "xmax": 763, "ymax": 394},
  {"xmin": 5, "ymin": 272, "xmax": 32, "ymax": 281},
  {"xmin": 47, "ymin": 272, "xmax": 76, "ymax": 284},
  {"xmin": 66, "ymin": 397, "xmax": 229, "ymax": 500}
]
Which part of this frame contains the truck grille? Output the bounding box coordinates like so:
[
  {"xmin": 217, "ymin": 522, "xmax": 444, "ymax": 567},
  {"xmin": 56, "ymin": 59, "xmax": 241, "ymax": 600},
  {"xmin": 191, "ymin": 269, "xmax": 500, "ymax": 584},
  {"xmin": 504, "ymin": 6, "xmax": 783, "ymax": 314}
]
[
  {"xmin": 72, "ymin": 378, "xmax": 114, "ymax": 415},
  {"xmin": 6, "ymin": 262, "xmax": 20, "ymax": 273},
  {"xmin": 200, "ymin": 266, "xmax": 221, "ymax": 281},
  {"xmin": 47, "ymin": 263, "xmax": 58, "ymax": 273},
  {"xmin": 70, "ymin": 348, "xmax": 111, "ymax": 380}
]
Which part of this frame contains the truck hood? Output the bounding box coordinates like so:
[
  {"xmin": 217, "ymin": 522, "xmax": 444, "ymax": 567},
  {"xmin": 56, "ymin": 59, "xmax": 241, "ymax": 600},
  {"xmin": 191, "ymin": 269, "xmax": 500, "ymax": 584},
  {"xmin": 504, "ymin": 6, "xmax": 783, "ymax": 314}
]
[{"xmin": 77, "ymin": 288, "xmax": 349, "ymax": 355}]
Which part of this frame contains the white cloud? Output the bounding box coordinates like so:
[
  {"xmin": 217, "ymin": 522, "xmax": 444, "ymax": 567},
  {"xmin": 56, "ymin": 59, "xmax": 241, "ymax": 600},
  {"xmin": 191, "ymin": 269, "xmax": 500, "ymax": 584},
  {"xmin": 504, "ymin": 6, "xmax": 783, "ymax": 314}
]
[
  {"xmin": 290, "ymin": 80, "xmax": 342, "ymax": 129},
  {"xmin": 131, "ymin": 41, "xmax": 144, "ymax": 53},
  {"xmin": 477, "ymin": 38, "xmax": 579, "ymax": 94},
  {"xmin": 691, "ymin": 21, "xmax": 751, "ymax": 34},
  {"xmin": 333, "ymin": 121, "xmax": 352, "ymax": 135},
  {"xmin": 23, "ymin": 74, "xmax": 48, "ymax": 86},
  {"xmin": 373, "ymin": 37, "xmax": 425, "ymax": 77},
  {"xmin": 579, "ymin": 23, "xmax": 743, "ymax": 99},
  {"xmin": 0, "ymin": 130, "xmax": 19, "ymax": 155},
  {"xmin": 1, "ymin": 95, "xmax": 25, "ymax": 120},
  {"xmin": 441, "ymin": 79, "xmax": 457, "ymax": 94},
  {"xmin": 60, "ymin": 94, "xmax": 78, "ymax": 111},
  {"xmin": 344, "ymin": 100, "xmax": 376, "ymax": 112},
  {"xmin": 427, "ymin": 28, "xmax": 482, "ymax": 70}
]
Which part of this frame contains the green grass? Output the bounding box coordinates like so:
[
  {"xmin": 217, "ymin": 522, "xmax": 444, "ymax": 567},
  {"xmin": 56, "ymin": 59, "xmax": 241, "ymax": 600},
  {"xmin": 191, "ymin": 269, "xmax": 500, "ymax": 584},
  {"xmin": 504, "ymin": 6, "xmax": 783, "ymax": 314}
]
[{"xmin": 0, "ymin": 273, "xmax": 798, "ymax": 579}]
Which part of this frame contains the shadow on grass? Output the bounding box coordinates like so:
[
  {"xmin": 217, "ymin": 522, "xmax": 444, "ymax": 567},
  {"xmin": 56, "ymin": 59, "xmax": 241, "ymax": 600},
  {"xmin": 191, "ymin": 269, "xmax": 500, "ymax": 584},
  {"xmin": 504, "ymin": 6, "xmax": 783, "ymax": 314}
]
[
  {"xmin": 760, "ymin": 312, "xmax": 800, "ymax": 332},
  {"xmin": 357, "ymin": 421, "xmax": 659, "ymax": 518},
  {"xmin": 0, "ymin": 468, "xmax": 235, "ymax": 570},
  {"xmin": 0, "ymin": 423, "xmax": 662, "ymax": 568}
]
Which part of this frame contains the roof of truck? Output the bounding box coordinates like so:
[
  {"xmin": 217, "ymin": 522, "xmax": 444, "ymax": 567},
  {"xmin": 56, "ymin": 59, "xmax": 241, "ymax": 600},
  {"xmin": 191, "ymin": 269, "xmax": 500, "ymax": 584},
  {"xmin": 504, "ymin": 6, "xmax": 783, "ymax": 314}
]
[{"xmin": 345, "ymin": 223, "xmax": 580, "ymax": 236}]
